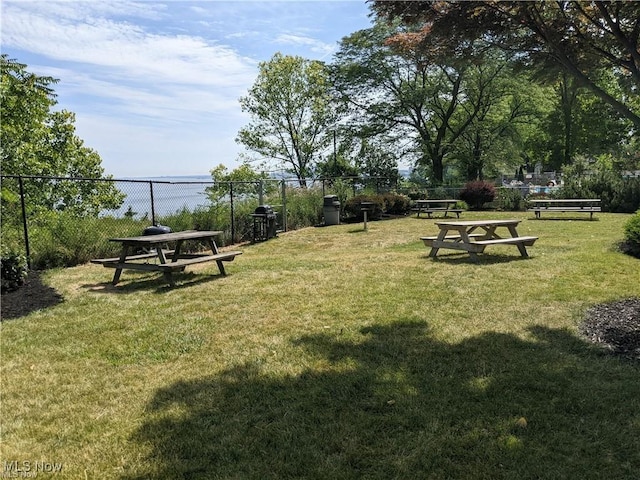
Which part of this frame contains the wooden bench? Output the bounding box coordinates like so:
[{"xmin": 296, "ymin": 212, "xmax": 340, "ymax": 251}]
[
  {"xmin": 430, "ymin": 235, "xmax": 538, "ymax": 255},
  {"xmin": 156, "ymin": 251, "xmax": 242, "ymax": 274},
  {"xmin": 474, "ymin": 236, "xmax": 538, "ymax": 257},
  {"xmin": 95, "ymin": 251, "xmax": 242, "ymax": 276},
  {"xmin": 420, "ymin": 233, "xmax": 483, "ymax": 247},
  {"xmin": 528, "ymin": 199, "xmax": 601, "ymax": 220},
  {"xmin": 474, "ymin": 236, "xmax": 538, "ymax": 247},
  {"xmin": 414, "ymin": 208, "xmax": 463, "ymax": 219},
  {"xmin": 91, "ymin": 250, "xmax": 175, "ymax": 265}
]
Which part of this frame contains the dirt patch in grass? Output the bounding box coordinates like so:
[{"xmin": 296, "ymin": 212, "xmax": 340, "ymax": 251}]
[
  {"xmin": 579, "ymin": 297, "xmax": 640, "ymax": 360},
  {"xmin": 1, "ymin": 271, "xmax": 63, "ymax": 320}
]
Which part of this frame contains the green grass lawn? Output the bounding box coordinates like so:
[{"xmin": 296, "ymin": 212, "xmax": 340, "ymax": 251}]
[{"xmin": 2, "ymin": 212, "xmax": 639, "ymax": 479}]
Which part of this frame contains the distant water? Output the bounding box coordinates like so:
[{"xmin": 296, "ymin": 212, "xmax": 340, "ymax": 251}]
[{"xmin": 104, "ymin": 175, "xmax": 216, "ymax": 219}]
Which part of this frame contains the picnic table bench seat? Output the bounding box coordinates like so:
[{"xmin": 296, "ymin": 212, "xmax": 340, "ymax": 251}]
[
  {"xmin": 156, "ymin": 251, "xmax": 242, "ymax": 271},
  {"xmin": 92, "ymin": 251, "xmax": 242, "ymax": 271},
  {"xmin": 91, "ymin": 249, "xmax": 176, "ymax": 265},
  {"xmin": 528, "ymin": 199, "xmax": 601, "ymax": 220},
  {"xmin": 474, "ymin": 236, "xmax": 538, "ymax": 247},
  {"xmin": 413, "ymin": 207, "xmax": 463, "ymax": 219},
  {"xmin": 428, "ymin": 236, "xmax": 538, "ymax": 253},
  {"xmin": 420, "ymin": 233, "xmax": 483, "ymax": 247}
]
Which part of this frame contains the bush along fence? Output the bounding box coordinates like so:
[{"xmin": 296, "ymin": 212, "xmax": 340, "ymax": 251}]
[
  {"xmin": 0, "ymin": 174, "xmax": 399, "ymax": 271},
  {"xmin": 2, "ymin": 174, "xmax": 638, "ymax": 273}
]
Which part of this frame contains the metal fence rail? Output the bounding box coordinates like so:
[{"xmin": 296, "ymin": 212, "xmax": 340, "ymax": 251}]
[{"xmin": 0, "ymin": 174, "xmax": 400, "ymax": 269}]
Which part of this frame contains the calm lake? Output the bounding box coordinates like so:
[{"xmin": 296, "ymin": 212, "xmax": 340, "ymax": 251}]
[{"xmin": 106, "ymin": 176, "xmax": 216, "ymax": 219}]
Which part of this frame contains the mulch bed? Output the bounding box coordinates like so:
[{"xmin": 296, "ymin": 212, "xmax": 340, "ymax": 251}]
[
  {"xmin": 1, "ymin": 271, "xmax": 63, "ymax": 320},
  {"xmin": 579, "ymin": 297, "xmax": 640, "ymax": 360}
]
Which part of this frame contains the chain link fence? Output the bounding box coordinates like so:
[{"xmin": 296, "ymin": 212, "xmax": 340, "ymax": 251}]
[{"xmin": 1, "ymin": 175, "xmax": 401, "ymax": 269}]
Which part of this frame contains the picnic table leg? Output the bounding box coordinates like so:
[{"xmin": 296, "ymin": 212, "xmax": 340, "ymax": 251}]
[
  {"xmin": 428, "ymin": 228, "xmax": 449, "ymax": 257},
  {"xmin": 172, "ymin": 240, "xmax": 184, "ymax": 262},
  {"xmin": 459, "ymin": 228, "xmax": 480, "ymax": 261},
  {"xmin": 156, "ymin": 240, "xmax": 186, "ymax": 286},
  {"xmin": 112, "ymin": 245, "xmax": 129, "ymax": 285},
  {"xmin": 506, "ymin": 225, "xmax": 529, "ymax": 257},
  {"xmin": 205, "ymin": 238, "xmax": 227, "ymax": 276}
]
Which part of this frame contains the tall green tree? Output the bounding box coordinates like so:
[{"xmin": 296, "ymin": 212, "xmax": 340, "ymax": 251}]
[
  {"xmin": 372, "ymin": 1, "xmax": 640, "ymax": 131},
  {"xmin": 1, "ymin": 55, "xmax": 123, "ymax": 216},
  {"xmin": 546, "ymin": 71, "xmax": 632, "ymax": 170},
  {"xmin": 237, "ymin": 53, "xmax": 339, "ymax": 187},
  {"xmin": 453, "ymin": 60, "xmax": 553, "ymax": 181},
  {"xmin": 332, "ymin": 22, "xmax": 529, "ymax": 184},
  {"xmin": 205, "ymin": 163, "xmax": 273, "ymax": 203}
]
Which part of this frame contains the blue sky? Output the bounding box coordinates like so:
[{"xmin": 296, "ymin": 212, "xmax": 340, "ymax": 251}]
[{"xmin": 1, "ymin": 0, "xmax": 374, "ymax": 178}]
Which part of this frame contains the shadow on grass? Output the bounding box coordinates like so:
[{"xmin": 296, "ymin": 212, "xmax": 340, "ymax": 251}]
[
  {"xmin": 527, "ymin": 217, "xmax": 600, "ymax": 222},
  {"xmin": 424, "ymin": 253, "xmax": 533, "ymax": 265},
  {"xmin": 83, "ymin": 271, "xmax": 225, "ymax": 294},
  {"xmin": 125, "ymin": 321, "xmax": 640, "ymax": 479},
  {"xmin": 0, "ymin": 271, "xmax": 63, "ymax": 320}
]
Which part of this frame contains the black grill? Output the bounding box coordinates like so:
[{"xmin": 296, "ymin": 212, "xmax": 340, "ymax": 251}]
[
  {"xmin": 254, "ymin": 205, "xmax": 275, "ymax": 216},
  {"xmin": 250, "ymin": 205, "xmax": 277, "ymax": 242},
  {"xmin": 143, "ymin": 224, "xmax": 172, "ymax": 236}
]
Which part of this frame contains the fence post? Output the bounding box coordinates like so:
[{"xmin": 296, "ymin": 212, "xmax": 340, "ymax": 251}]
[
  {"xmin": 229, "ymin": 182, "xmax": 235, "ymax": 243},
  {"xmin": 281, "ymin": 179, "xmax": 287, "ymax": 232},
  {"xmin": 18, "ymin": 176, "xmax": 31, "ymax": 269},
  {"xmin": 149, "ymin": 181, "xmax": 156, "ymax": 226}
]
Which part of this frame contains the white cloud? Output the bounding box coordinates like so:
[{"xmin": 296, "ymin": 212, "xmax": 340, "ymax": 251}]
[
  {"xmin": 2, "ymin": 2, "xmax": 257, "ymax": 88},
  {"xmin": 1, "ymin": 0, "xmax": 373, "ymax": 176},
  {"xmin": 274, "ymin": 33, "xmax": 335, "ymax": 57}
]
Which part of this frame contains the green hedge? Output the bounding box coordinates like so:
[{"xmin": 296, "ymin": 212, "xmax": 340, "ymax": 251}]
[
  {"xmin": 556, "ymin": 174, "xmax": 640, "ymax": 213},
  {"xmin": 1, "ymin": 245, "xmax": 28, "ymax": 292},
  {"xmin": 622, "ymin": 210, "xmax": 640, "ymax": 258},
  {"xmin": 342, "ymin": 192, "xmax": 411, "ymax": 221}
]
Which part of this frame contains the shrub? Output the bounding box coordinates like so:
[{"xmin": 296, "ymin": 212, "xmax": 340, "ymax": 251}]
[
  {"xmin": 27, "ymin": 212, "xmax": 145, "ymax": 269},
  {"xmin": 557, "ymin": 172, "xmax": 640, "ymax": 213},
  {"xmin": 428, "ymin": 187, "xmax": 450, "ymax": 200},
  {"xmin": 380, "ymin": 192, "xmax": 412, "ymax": 215},
  {"xmin": 343, "ymin": 195, "xmax": 385, "ymax": 221},
  {"xmin": 459, "ymin": 181, "xmax": 496, "ymax": 210},
  {"xmin": 497, "ymin": 187, "xmax": 525, "ymax": 211},
  {"xmin": 273, "ymin": 187, "xmax": 324, "ymax": 230},
  {"xmin": 622, "ymin": 210, "xmax": 640, "ymax": 258},
  {"xmin": 1, "ymin": 245, "xmax": 28, "ymax": 292}
]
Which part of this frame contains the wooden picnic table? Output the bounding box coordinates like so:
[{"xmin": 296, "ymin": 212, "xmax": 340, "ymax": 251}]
[
  {"xmin": 91, "ymin": 230, "xmax": 242, "ymax": 286},
  {"xmin": 528, "ymin": 198, "xmax": 601, "ymax": 220},
  {"xmin": 421, "ymin": 219, "xmax": 538, "ymax": 261},
  {"xmin": 414, "ymin": 199, "xmax": 463, "ymax": 218}
]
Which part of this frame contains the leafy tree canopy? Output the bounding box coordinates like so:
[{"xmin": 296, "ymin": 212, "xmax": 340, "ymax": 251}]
[
  {"xmin": 205, "ymin": 163, "xmax": 274, "ymax": 202},
  {"xmin": 1, "ymin": 55, "xmax": 123, "ymax": 216},
  {"xmin": 332, "ymin": 21, "xmax": 546, "ymax": 183},
  {"xmin": 236, "ymin": 53, "xmax": 340, "ymax": 187},
  {"xmin": 371, "ymin": 0, "xmax": 640, "ymax": 130}
]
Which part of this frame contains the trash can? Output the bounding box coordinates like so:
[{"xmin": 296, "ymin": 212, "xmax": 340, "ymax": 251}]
[{"xmin": 323, "ymin": 195, "xmax": 340, "ymax": 226}]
